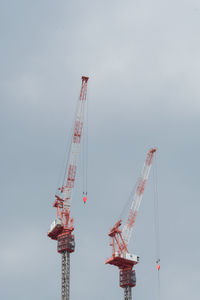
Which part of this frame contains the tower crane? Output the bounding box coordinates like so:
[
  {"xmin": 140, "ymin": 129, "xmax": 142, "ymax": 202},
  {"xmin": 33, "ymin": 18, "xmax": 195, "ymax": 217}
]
[
  {"xmin": 106, "ymin": 148, "xmax": 157, "ymax": 300},
  {"xmin": 48, "ymin": 76, "xmax": 89, "ymax": 300}
]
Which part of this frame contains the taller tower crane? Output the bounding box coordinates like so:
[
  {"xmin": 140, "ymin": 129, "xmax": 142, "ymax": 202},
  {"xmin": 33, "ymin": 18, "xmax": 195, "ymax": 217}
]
[
  {"xmin": 106, "ymin": 148, "xmax": 156, "ymax": 300},
  {"xmin": 48, "ymin": 76, "xmax": 89, "ymax": 300}
]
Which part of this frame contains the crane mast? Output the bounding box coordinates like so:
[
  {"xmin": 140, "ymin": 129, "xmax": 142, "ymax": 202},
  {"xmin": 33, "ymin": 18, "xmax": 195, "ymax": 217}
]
[
  {"xmin": 106, "ymin": 148, "xmax": 156, "ymax": 300},
  {"xmin": 48, "ymin": 76, "xmax": 89, "ymax": 300}
]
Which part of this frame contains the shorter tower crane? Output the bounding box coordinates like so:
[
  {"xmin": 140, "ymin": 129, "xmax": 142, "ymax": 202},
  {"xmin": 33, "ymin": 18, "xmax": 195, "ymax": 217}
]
[{"xmin": 106, "ymin": 148, "xmax": 156, "ymax": 300}]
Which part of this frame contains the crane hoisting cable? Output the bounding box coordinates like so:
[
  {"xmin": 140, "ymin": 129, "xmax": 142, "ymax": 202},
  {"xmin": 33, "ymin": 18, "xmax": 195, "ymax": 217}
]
[{"xmin": 153, "ymin": 153, "xmax": 161, "ymax": 300}]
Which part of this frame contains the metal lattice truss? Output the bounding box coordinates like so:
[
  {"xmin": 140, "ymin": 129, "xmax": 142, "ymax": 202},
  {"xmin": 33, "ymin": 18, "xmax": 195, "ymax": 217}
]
[
  {"xmin": 124, "ymin": 286, "xmax": 132, "ymax": 300},
  {"xmin": 62, "ymin": 251, "xmax": 70, "ymax": 300}
]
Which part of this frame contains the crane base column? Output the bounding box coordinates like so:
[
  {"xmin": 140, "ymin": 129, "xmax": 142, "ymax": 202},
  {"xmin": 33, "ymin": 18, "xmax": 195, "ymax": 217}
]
[
  {"xmin": 124, "ymin": 286, "xmax": 132, "ymax": 300},
  {"xmin": 61, "ymin": 251, "xmax": 70, "ymax": 300},
  {"xmin": 120, "ymin": 269, "xmax": 136, "ymax": 300}
]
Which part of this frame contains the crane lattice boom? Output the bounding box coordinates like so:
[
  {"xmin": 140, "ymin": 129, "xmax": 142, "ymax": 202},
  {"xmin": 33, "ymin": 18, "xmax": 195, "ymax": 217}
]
[
  {"xmin": 122, "ymin": 148, "xmax": 156, "ymax": 246},
  {"xmin": 48, "ymin": 76, "xmax": 89, "ymax": 238},
  {"xmin": 62, "ymin": 76, "xmax": 88, "ymax": 213}
]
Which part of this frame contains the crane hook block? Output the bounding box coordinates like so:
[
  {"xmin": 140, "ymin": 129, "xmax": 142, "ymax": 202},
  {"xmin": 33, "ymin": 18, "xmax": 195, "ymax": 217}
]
[{"xmin": 83, "ymin": 196, "xmax": 87, "ymax": 204}]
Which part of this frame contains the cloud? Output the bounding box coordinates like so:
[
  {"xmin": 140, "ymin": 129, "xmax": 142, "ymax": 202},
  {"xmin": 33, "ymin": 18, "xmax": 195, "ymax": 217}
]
[{"xmin": 1, "ymin": 1, "xmax": 200, "ymax": 299}]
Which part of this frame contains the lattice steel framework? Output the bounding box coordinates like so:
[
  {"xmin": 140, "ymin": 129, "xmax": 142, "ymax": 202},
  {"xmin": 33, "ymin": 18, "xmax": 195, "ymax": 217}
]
[
  {"xmin": 124, "ymin": 286, "xmax": 132, "ymax": 300},
  {"xmin": 61, "ymin": 251, "xmax": 70, "ymax": 300}
]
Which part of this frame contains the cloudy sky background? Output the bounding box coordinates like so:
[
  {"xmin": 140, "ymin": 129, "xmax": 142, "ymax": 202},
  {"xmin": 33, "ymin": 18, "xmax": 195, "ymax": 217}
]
[{"xmin": 1, "ymin": 0, "xmax": 200, "ymax": 299}]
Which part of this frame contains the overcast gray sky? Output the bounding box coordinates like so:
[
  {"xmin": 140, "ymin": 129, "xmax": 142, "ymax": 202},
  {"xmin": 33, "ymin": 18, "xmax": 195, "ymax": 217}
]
[{"xmin": 1, "ymin": 0, "xmax": 200, "ymax": 299}]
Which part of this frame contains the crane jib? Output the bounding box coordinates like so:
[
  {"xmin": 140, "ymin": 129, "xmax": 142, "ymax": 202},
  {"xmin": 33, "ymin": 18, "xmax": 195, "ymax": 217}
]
[{"xmin": 48, "ymin": 76, "xmax": 89, "ymax": 237}]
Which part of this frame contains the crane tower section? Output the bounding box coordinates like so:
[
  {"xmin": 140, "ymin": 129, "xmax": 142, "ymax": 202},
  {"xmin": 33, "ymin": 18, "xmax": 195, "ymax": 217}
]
[{"xmin": 47, "ymin": 76, "xmax": 89, "ymax": 300}]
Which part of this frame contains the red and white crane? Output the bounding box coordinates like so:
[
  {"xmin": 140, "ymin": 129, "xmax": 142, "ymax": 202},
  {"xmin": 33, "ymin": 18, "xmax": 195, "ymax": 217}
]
[
  {"xmin": 106, "ymin": 148, "xmax": 157, "ymax": 300},
  {"xmin": 48, "ymin": 76, "xmax": 89, "ymax": 300}
]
